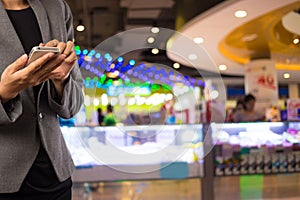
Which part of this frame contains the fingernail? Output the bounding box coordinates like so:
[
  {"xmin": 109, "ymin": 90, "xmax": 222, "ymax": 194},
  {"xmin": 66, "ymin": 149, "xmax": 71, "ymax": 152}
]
[
  {"xmin": 48, "ymin": 53, "xmax": 54, "ymax": 57},
  {"xmin": 21, "ymin": 54, "xmax": 27, "ymax": 61}
]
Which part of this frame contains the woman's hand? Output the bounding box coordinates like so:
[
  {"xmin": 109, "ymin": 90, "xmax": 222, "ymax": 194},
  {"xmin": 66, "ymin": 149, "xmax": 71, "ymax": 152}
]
[
  {"xmin": 41, "ymin": 39, "xmax": 77, "ymax": 98},
  {"xmin": 42, "ymin": 40, "xmax": 77, "ymax": 82},
  {"xmin": 0, "ymin": 52, "xmax": 65, "ymax": 103}
]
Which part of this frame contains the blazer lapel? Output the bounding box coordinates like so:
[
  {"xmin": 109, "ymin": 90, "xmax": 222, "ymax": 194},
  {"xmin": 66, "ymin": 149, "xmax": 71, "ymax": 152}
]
[
  {"xmin": 0, "ymin": 2, "xmax": 24, "ymax": 56},
  {"xmin": 27, "ymin": 0, "xmax": 52, "ymax": 105},
  {"xmin": 27, "ymin": 0, "xmax": 51, "ymax": 43}
]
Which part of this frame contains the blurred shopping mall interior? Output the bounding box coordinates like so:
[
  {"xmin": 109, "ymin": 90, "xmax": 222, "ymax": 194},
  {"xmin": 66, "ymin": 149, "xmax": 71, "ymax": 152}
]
[{"xmin": 62, "ymin": 0, "xmax": 300, "ymax": 199}]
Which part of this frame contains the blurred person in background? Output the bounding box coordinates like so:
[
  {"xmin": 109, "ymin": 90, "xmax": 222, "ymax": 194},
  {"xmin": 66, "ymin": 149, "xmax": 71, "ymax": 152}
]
[
  {"xmin": 233, "ymin": 94, "xmax": 264, "ymax": 122},
  {"xmin": 97, "ymin": 107, "xmax": 104, "ymax": 126},
  {"xmin": 103, "ymin": 104, "xmax": 117, "ymax": 126}
]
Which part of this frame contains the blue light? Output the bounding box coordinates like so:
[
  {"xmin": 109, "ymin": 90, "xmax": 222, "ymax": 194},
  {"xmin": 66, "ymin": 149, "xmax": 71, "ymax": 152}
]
[
  {"xmin": 90, "ymin": 50, "xmax": 96, "ymax": 55},
  {"xmin": 129, "ymin": 59, "xmax": 135, "ymax": 66},
  {"xmin": 95, "ymin": 53, "xmax": 101, "ymax": 59},
  {"xmin": 154, "ymin": 74, "xmax": 160, "ymax": 80},
  {"xmin": 75, "ymin": 50, "xmax": 81, "ymax": 55},
  {"xmin": 94, "ymin": 62, "xmax": 100, "ymax": 67},
  {"xmin": 117, "ymin": 57, "xmax": 124, "ymax": 63},
  {"xmin": 127, "ymin": 69, "xmax": 132, "ymax": 74},
  {"xmin": 96, "ymin": 82, "xmax": 101, "ymax": 88},
  {"xmin": 104, "ymin": 53, "xmax": 110, "ymax": 59},
  {"xmin": 127, "ymin": 69, "xmax": 133, "ymax": 75},
  {"xmin": 107, "ymin": 56, "xmax": 113, "ymax": 62},
  {"xmin": 82, "ymin": 49, "xmax": 88, "ymax": 55},
  {"xmin": 96, "ymin": 72, "xmax": 103, "ymax": 77},
  {"xmin": 138, "ymin": 75, "xmax": 144, "ymax": 79},
  {"xmin": 119, "ymin": 74, "xmax": 125, "ymax": 79}
]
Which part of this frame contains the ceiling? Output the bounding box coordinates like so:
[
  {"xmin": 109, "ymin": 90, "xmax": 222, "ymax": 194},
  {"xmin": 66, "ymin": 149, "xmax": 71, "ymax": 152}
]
[
  {"xmin": 65, "ymin": 0, "xmax": 230, "ymax": 79},
  {"xmin": 167, "ymin": 0, "xmax": 300, "ymax": 84},
  {"xmin": 65, "ymin": 0, "xmax": 176, "ymax": 48},
  {"xmin": 65, "ymin": 0, "xmax": 300, "ymax": 85}
]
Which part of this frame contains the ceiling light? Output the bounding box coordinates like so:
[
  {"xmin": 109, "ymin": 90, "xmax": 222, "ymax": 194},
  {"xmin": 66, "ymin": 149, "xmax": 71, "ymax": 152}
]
[
  {"xmin": 283, "ymin": 73, "xmax": 290, "ymax": 79},
  {"xmin": 218, "ymin": 64, "xmax": 227, "ymax": 71},
  {"xmin": 282, "ymin": 11, "xmax": 300, "ymax": 35},
  {"xmin": 210, "ymin": 90, "xmax": 219, "ymax": 99},
  {"xmin": 188, "ymin": 54, "xmax": 197, "ymax": 60},
  {"xmin": 293, "ymin": 38, "xmax": 299, "ymax": 44},
  {"xmin": 147, "ymin": 37, "xmax": 155, "ymax": 44},
  {"xmin": 76, "ymin": 24, "xmax": 85, "ymax": 32},
  {"xmin": 173, "ymin": 63, "xmax": 180, "ymax": 69},
  {"xmin": 193, "ymin": 37, "xmax": 204, "ymax": 44},
  {"xmin": 76, "ymin": 20, "xmax": 85, "ymax": 32},
  {"xmin": 242, "ymin": 34, "xmax": 258, "ymax": 42},
  {"xmin": 151, "ymin": 48, "xmax": 159, "ymax": 54},
  {"xmin": 151, "ymin": 27, "xmax": 160, "ymax": 34},
  {"xmin": 234, "ymin": 10, "xmax": 247, "ymax": 18}
]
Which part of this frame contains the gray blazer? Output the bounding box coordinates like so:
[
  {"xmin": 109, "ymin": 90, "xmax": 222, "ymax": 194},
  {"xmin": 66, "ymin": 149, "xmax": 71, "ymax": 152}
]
[{"xmin": 0, "ymin": 0, "xmax": 84, "ymax": 193}]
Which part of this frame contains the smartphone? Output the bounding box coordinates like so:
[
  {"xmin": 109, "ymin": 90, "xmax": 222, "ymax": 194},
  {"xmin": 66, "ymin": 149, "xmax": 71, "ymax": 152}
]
[{"xmin": 26, "ymin": 46, "xmax": 60, "ymax": 66}]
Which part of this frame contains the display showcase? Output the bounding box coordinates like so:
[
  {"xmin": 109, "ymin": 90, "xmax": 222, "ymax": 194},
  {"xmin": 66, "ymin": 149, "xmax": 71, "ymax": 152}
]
[
  {"xmin": 212, "ymin": 122, "xmax": 300, "ymax": 176},
  {"xmin": 61, "ymin": 124, "xmax": 204, "ymax": 182}
]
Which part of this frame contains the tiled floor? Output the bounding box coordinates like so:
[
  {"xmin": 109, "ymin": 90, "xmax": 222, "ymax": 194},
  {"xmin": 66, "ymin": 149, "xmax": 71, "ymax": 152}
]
[
  {"xmin": 72, "ymin": 174, "xmax": 300, "ymax": 200},
  {"xmin": 72, "ymin": 179, "xmax": 201, "ymax": 200}
]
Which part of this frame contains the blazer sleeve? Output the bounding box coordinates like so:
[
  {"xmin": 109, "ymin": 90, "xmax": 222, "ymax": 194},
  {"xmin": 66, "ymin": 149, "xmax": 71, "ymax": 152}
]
[
  {"xmin": 47, "ymin": 1, "xmax": 84, "ymax": 119},
  {"xmin": 0, "ymin": 94, "xmax": 22, "ymax": 124}
]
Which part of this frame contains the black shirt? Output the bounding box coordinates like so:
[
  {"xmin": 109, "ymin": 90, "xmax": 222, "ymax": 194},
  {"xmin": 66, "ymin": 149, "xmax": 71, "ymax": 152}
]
[{"xmin": 6, "ymin": 7, "xmax": 42, "ymax": 55}]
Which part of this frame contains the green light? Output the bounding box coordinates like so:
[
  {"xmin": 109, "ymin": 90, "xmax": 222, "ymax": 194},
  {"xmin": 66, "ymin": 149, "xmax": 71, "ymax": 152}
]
[
  {"xmin": 100, "ymin": 74, "xmax": 106, "ymax": 84},
  {"xmin": 162, "ymin": 84, "xmax": 171, "ymax": 91},
  {"xmin": 86, "ymin": 77, "xmax": 91, "ymax": 82},
  {"xmin": 107, "ymin": 79, "xmax": 113, "ymax": 85},
  {"xmin": 93, "ymin": 77, "xmax": 99, "ymax": 82},
  {"xmin": 151, "ymin": 84, "xmax": 160, "ymax": 90},
  {"xmin": 75, "ymin": 46, "xmax": 80, "ymax": 51},
  {"xmin": 142, "ymin": 82, "xmax": 150, "ymax": 87}
]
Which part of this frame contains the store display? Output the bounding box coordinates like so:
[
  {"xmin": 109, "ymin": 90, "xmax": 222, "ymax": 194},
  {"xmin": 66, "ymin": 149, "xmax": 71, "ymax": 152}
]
[
  {"xmin": 61, "ymin": 124, "xmax": 203, "ymax": 181},
  {"xmin": 61, "ymin": 122, "xmax": 300, "ymax": 178},
  {"xmin": 212, "ymin": 122, "xmax": 300, "ymax": 176}
]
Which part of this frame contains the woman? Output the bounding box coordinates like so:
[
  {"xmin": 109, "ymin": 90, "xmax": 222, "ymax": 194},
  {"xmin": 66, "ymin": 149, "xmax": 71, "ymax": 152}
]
[
  {"xmin": 233, "ymin": 94, "xmax": 263, "ymax": 122},
  {"xmin": 0, "ymin": 0, "xmax": 83, "ymax": 199}
]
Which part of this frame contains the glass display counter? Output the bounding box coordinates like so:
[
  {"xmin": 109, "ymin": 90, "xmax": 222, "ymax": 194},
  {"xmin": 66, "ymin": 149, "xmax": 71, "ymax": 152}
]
[
  {"xmin": 211, "ymin": 122, "xmax": 300, "ymax": 176},
  {"xmin": 61, "ymin": 124, "xmax": 204, "ymax": 182}
]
